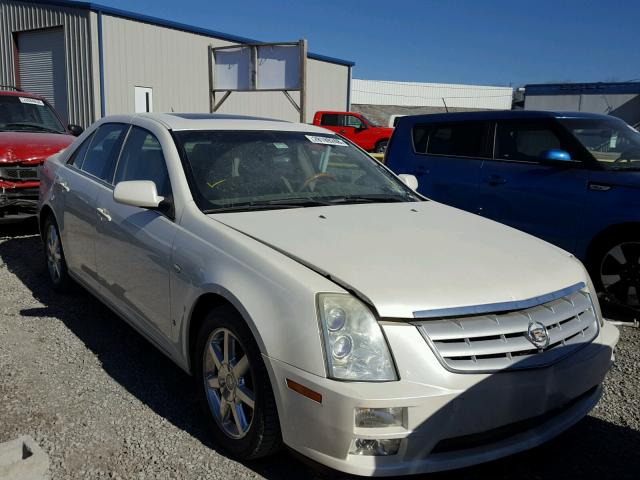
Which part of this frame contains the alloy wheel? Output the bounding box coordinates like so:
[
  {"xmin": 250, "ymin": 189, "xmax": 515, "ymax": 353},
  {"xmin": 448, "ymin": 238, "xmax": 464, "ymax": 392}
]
[
  {"xmin": 600, "ymin": 241, "xmax": 640, "ymax": 307},
  {"xmin": 46, "ymin": 224, "xmax": 63, "ymax": 283},
  {"xmin": 202, "ymin": 328, "xmax": 255, "ymax": 439}
]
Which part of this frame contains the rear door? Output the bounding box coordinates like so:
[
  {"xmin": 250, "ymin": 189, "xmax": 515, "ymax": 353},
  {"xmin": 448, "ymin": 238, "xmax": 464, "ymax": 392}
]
[
  {"xmin": 94, "ymin": 125, "xmax": 176, "ymax": 340},
  {"xmin": 59, "ymin": 123, "xmax": 128, "ymax": 289},
  {"xmin": 409, "ymin": 121, "xmax": 492, "ymax": 212},
  {"xmin": 478, "ymin": 119, "xmax": 589, "ymax": 251}
]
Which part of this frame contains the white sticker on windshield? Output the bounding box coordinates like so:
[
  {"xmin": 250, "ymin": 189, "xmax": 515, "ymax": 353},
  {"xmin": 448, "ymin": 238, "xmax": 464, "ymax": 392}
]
[
  {"xmin": 273, "ymin": 142, "xmax": 288, "ymax": 149},
  {"xmin": 18, "ymin": 97, "xmax": 44, "ymax": 106},
  {"xmin": 305, "ymin": 135, "xmax": 348, "ymax": 147}
]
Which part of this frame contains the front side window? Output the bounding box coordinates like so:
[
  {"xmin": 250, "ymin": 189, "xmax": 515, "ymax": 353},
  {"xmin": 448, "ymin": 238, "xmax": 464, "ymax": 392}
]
[
  {"xmin": 495, "ymin": 121, "xmax": 574, "ymax": 162},
  {"xmin": 175, "ymin": 130, "xmax": 420, "ymax": 212},
  {"xmin": 81, "ymin": 123, "xmax": 128, "ymax": 183},
  {"xmin": 559, "ymin": 117, "xmax": 640, "ymax": 170},
  {"xmin": 114, "ymin": 127, "xmax": 171, "ymax": 197},
  {"xmin": 0, "ymin": 95, "xmax": 65, "ymax": 133},
  {"xmin": 345, "ymin": 115, "xmax": 363, "ymax": 129}
]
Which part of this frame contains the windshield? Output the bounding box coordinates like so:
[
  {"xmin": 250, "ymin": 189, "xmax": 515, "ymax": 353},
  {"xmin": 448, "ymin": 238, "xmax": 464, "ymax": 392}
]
[
  {"xmin": 175, "ymin": 130, "xmax": 420, "ymax": 212},
  {"xmin": 559, "ymin": 117, "xmax": 640, "ymax": 170},
  {"xmin": 0, "ymin": 95, "xmax": 66, "ymax": 133}
]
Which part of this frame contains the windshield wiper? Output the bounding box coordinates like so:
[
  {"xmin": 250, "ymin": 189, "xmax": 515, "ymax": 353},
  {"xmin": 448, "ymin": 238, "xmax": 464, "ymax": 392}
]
[
  {"xmin": 1, "ymin": 123, "xmax": 62, "ymax": 134},
  {"xmin": 203, "ymin": 197, "xmax": 330, "ymax": 214},
  {"xmin": 327, "ymin": 195, "xmax": 414, "ymax": 204}
]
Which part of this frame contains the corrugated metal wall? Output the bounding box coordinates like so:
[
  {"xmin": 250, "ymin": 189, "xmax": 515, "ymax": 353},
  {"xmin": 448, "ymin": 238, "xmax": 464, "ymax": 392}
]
[
  {"xmin": 0, "ymin": 0, "xmax": 96, "ymax": 126},
  {"xmin": 101, "ymin": 15, "xmax": 349, "ymax": 122},
  {"xmin": 352, "ymin": 79, "xmax": 513, "ymax": 110}
]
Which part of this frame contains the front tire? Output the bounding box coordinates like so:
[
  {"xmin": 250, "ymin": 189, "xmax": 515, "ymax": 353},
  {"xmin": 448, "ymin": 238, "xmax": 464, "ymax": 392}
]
[
  {"xmin": 590, "ymin": 234, "xmax": 640, "ymax": 307},
  {"xmin": 374, "ymin": 140, "xmax": 388, "ymax": 153},
  {"xmin": 194, "ymin": 305, "xmax": 281, "ymax": 459},
  {"xmin": 43, "ymin": 216, "xmax": 71, "ymax": 292}
]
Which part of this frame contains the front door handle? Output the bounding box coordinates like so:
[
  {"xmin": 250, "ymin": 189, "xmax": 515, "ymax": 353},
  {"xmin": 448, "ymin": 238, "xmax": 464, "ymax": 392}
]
[
  {"xmin": 96, "ymin": 207, "xmax": 112, "ymax": 222},
  {"xmin": 339, "ymin": 129, "xmax": 346, "ymax": 134},
  {"xmin": 487, "ymin": 175, "xmax": 507, "ymax": 186}
]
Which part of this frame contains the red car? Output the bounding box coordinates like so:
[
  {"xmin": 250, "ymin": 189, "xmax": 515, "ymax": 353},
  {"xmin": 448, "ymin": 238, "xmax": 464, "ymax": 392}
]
[
  {"xmin": 313, "ymin": 111, "xmax": 394, "ymax": 153},
  {"xmin": 0, "ymin": 87, "xmax": 82, "ymax": 220}
]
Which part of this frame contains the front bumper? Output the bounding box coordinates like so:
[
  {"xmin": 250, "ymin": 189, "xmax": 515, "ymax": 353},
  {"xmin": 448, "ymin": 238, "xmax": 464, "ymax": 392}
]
[{"xmin": 265, "ymin": 321, "xmax": 619, "ymax": 477}]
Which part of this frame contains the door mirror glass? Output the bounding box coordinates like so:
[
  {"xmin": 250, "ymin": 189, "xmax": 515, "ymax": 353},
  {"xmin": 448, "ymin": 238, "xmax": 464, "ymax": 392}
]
[
  {"xmin": 398, "ymin": 174, "xmax": 418, "ymax": 190},
  {"xmin": 540, "ymin": 149, "xmax": 572, "ymax": 162},
  {"xmin": 113, "ymin": 180, "xmax": 164, "ymax": 208},
  {"xmin": 67, "ymin": 124, "xmax": 84, "ymax": 136}
]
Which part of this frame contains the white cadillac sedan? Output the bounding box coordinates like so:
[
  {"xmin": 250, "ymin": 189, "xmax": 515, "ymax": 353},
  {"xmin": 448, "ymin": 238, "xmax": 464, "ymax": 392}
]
[{"xmin": 38, "ymin": 113, "xmax": 619, "ymax": 476}]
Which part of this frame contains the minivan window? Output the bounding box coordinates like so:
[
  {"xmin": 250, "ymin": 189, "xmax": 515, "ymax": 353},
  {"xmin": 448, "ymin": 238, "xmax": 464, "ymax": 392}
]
[
  {"xmin": 114, "ymin": 127, "xmax": 172, "ymax": 197},
  {"xmin": 495, "ymin": 122, "xmax": 572, "ymax": 162},
  {"xmin": 413, "ymin": 122, "xmax": 490, "ymax": 158},
  {"xmin": 81, "ymin": 123, "xmax": 128, "ymax": 183},
  {"xmin": 559, "ymin": 117, "xmax": 640, "ymax": 170}
]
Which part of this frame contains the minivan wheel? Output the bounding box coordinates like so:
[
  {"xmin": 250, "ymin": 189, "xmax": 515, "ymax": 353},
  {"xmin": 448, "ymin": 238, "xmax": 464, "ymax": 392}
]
[
  {"xmin": 374, "ymin": 140, "xmax": 388, "ymax": 153},
  {"xmin": 195, "ymin": 305, "xmax": 281, "ymax": 459},
  {"xmin": 593, "ymin": 237, "xmax": 640, "ymax": 308},
  {"xmin": 43, "ymin": 216, "xmax": 71, "ymax": 292}
]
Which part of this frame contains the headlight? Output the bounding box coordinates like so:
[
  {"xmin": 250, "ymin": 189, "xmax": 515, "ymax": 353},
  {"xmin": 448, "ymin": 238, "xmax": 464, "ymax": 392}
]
[{"xmin": 317, "ymin": 293, "xmax": 397, "ymax": 381}]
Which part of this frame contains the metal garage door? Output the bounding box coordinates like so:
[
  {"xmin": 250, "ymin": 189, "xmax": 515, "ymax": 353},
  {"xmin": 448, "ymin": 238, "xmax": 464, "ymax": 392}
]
[{"xmin": 17, "ymin": 28, "xmax": 68, "ymax": 122}]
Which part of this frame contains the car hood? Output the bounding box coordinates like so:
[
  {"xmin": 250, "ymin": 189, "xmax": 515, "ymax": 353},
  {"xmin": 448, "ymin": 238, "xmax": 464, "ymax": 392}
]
[
  {"xmin": 0, "ymin": 131, "xmax": 75, "ymax": 165},
  {"xmin": 209, "ymin": 202, "xmax": 587, "ymax": 318}
]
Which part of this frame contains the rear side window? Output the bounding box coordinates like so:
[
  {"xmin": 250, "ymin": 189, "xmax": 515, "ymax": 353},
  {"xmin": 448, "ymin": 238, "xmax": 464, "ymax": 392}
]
[
  {"xmin": 320, "ymin": 114, "xmax": 341, "ymax": 126},
  {"xmin": 114, "ymin": 127, "xmax": 171, "ymax": 197},
  {"xmin": 67, "ymin": 133, "xmax": 94, "ymax": 167},
  {"xmin": 81, "ymin": 123, "xmax": 128, "ymax": 183},
  {"xmin": 413, "ymin": 122, "xmax": 491, "ymax": 158},
  {"xmin": 495, "ymin": 121, "xmax": 571, "ymax": 162}
]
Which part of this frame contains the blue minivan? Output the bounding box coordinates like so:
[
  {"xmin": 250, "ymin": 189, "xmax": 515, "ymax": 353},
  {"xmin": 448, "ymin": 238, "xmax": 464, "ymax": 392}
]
[{"xmin": 385, "ymin": 111, "xmax": 640, "ymax": 308}]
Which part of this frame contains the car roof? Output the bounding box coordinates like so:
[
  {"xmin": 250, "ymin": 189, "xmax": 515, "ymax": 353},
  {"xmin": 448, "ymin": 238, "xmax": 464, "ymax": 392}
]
[
  {"xmin": 0, "ymin": 89, "xmax": 45, "ymax": 99},
  {"xmin": 106, "ymin": 113, "xmax": 337, "ymax": 133},
  {"xmin": 397, "ymin": 110, "xmax": 614, "ymax": 125}
]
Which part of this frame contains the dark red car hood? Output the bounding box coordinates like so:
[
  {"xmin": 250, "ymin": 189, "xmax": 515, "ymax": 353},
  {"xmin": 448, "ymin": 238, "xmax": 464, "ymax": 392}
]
[{"xmin": 0, "ymin": 131, "xmax": 75, "ymax": 165}]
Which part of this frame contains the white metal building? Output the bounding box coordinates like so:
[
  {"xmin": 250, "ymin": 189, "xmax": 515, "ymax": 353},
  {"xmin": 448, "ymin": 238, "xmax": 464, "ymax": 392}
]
[
  {"xmin": 351, "ymin": 79, "xmax": 513, "ymax": 125},
  {"xmin": 0, "ymin": 0, "xmax": 354, "ymax": 127}
]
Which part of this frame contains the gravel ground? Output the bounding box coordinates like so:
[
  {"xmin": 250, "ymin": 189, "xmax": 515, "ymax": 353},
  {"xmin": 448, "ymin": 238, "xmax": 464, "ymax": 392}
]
[{"xmin": 1, "ymin": 220, "xmax": 639, "ymax": 480}]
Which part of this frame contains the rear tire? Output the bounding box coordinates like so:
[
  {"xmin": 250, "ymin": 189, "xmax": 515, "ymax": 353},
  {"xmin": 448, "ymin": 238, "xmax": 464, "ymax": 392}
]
[
  {"xmin": 589, "ymin": 233, "xmax": 640, "ymax": 308},
  {"xmin": 194, "ymin": 305, "xmax": 282, "ymax": 459},
  {"xmin": 43, "ymin": 215, "xmax": 71, "ymax": 293}
]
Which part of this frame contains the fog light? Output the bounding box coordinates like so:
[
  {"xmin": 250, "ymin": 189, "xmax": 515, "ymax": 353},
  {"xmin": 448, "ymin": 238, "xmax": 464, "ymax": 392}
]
[
  {"xmin": 355, "ymin": 407, "xmax": 404, "ymax": 428},
  {"xmin": 349, "ymin": 438, "xmax": 401, "ymax": 456}
]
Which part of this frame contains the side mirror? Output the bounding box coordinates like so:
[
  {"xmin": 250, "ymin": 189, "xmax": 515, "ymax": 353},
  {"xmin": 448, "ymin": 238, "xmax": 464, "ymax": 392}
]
[
  {"xmin": 67, "ymin": 124, "xmax": 84, "ymax": 136},
  {"xmin": 398, "ymin": 174, "xmax": 418, "ymax": 190},
  {"xmin": 540, "ymin": 149, "xmax": 572, "ymax": 162},
  {"xmin": 357, "ymin": 123, "xmax": 368, "ymax": 131},
  {"xmin": 113, "ymin": 180, "xmax": 164, "ymax": 208}
]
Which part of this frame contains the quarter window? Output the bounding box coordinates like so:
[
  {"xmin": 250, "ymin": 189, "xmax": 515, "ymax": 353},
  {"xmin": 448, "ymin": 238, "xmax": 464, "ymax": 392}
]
[
  {"xmin": 81, "ymin": 123, "xmax": 128, "ymax": 183},
  {"xmin": 495, "ymin": 122, "xmax": 572, "ymax": 162},
  {"xmin": 67, "ymin": 132, "xmax": 94, "ymax": 167},
  {"xmin": 114, "ymin": 127, "xmax": 171, "ymax": 197}
]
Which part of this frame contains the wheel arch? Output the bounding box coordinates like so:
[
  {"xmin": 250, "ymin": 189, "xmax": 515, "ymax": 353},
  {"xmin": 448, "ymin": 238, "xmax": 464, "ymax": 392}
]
[
  {"xmin": 585, "ymin": 222, "xmax": 640, "ymax": 267},
  {"xmin": 38, "ymin": 204, "xmax": 56, "ymax": 241}
]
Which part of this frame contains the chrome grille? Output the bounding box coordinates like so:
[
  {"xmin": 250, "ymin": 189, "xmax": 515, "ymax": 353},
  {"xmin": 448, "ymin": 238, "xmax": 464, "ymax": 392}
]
[
  {"xmin": 416, "ymin": 288, "xmax": 599, "ymax": 373},
  {"xmin": 0, "ymin": 165, "xmax": 39, "ymax": 180}
]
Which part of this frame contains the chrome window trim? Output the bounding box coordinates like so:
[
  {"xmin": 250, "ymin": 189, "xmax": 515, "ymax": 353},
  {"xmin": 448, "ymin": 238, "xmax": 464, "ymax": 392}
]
[{"xmin": 412, "ymin": 281, "xmax": 586, "ymax": 319}]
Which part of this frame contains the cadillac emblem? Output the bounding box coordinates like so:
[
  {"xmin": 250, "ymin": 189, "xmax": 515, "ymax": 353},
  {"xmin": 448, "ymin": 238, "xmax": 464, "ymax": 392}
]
[{"xmin": 527, "ymin": 321, "xmax": 550, "ymax": 349}]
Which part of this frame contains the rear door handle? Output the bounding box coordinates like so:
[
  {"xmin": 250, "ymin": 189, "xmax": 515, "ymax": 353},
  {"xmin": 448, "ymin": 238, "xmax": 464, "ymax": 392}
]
[
  {"xmin": 96, "ymin": 207, "xmax": 112, "ymax": 222},
  {"xmin": 55, "ymin": 179, "xmax": 70, "ymax": 192},
  {"xmin": 487, "ymin": 175, "xmax": 507, "ymax": 186}
]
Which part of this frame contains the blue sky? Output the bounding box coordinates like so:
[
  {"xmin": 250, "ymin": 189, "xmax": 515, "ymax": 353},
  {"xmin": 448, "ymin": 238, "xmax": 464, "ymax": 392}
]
[{"xmin": 97, "ymin": 0, "xmax": 639, "ymax": 87}]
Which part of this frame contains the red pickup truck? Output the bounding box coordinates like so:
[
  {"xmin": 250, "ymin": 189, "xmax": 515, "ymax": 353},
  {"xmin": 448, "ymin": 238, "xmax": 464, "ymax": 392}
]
[
  {"xmin": 0, "ymin": 87, "xmax": 82, "ymax": 219},
  {"xmin": 313, "ymin": 111, "xmax": 394, "ymax": 153}
]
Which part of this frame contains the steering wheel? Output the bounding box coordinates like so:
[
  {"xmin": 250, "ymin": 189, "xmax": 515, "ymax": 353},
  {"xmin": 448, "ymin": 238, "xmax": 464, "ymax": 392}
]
[
  {"xmin": 300, "ymin": 172, "xmax": 336, "ymax": 191},
  {"xmin": 615, "ymin": 147, "xmax": 640, "ymax": 163}
]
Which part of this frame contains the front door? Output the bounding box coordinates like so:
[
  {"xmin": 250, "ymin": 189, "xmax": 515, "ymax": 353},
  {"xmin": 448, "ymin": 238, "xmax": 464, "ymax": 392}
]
[
  {"xmin": 94, "ymin": 126, "xmax": 176, "ymax": 339},
  {"xmin": 479, "ymin": 119, "xmax": 589, "ymax": 252}
]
